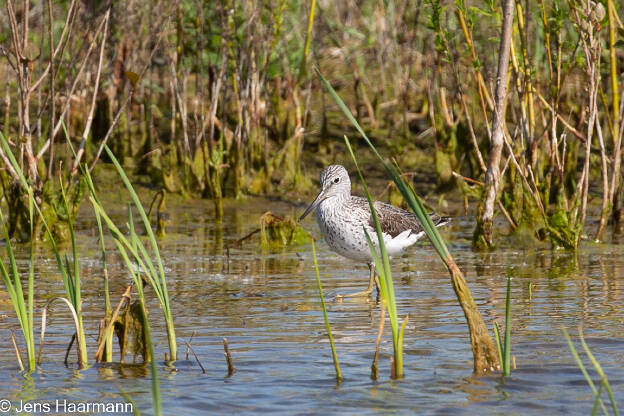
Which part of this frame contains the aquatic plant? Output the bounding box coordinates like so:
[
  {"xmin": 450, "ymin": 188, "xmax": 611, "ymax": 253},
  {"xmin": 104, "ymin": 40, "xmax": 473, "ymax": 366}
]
[
  {"xmin": 309, "ymin": 235, "xmax": 342, "ymax": 381},
  {"xmin": 317, "ymin": 68, "xmax": 500, "ymax": 373},
  {"xmin": 82, "ymin": 167, "xmax": 164, "ymax": 411},
  {"xmin": 259, "ymin": 212, "xmax": 311, "ymax": 248},
  {"xmin": 94, "ymin": 202, "xmax": 114, "ymax": 363},
  {"xmin": 1, "ymin": 131, "xmax": 88, "ymax": 369},
  {"xmin": 563, "ymin": 327, "xmax": 619, "ymax": 415},
  {"xmin": 56, "ymin": 174, "xmax": 89, "ymax": 368},
  {"xmin": 344, "ymin": 136, "xmax": 407, "ymax": 379},
  {"xmin": 493, "ymin": 273, "xmax": 512, "ymax": 376},
  {"xmin": 0, "ymin": 194, "xmax": 35, "ymax": 372},
  {"xmin": 83, "ymin": 146, "xmax": 177, "ymax": 361}
]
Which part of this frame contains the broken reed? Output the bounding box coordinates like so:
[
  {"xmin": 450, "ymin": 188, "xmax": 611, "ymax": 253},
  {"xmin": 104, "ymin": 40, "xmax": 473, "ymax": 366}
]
[{"xmin": 317, "ymin": 68, "xmax": 500, "ymax": 374}]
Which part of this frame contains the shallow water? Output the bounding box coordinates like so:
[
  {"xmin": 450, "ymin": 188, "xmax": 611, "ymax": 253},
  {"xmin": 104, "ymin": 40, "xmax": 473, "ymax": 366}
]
[{"xmin": 0, "ymin": 193, "xmax": 623, "ymax": 415}]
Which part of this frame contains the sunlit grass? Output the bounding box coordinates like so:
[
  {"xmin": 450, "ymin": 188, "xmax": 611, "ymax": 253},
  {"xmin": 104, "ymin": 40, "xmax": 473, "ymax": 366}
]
[
  {"xmin": 83, "ymin": 145, "xmax": 177, "ymax": 362},
  {"xmin": 493, "ymin": 273, "xmax": 512, "ymax": 376},
  {"xmin": 310, "ymin": 237, "xmax": 342, "ymax": 381},
  {"xmin": 0, "ymin": 194, "xmax": 35, "ymax": 373},
  {"xmin": 83, "ymin": 165, "xmax": 162, "ymax": 414},
  {"xmin": 1, "ymin": 131, "xmax": 88, "ymax": 369},
  {"xmin": 563, "ymin": 327, "xmax": 618, "ymax": 416},
  {"xmin": 344, "ymin": 136, "xmax": 407, "ymax": 379}
]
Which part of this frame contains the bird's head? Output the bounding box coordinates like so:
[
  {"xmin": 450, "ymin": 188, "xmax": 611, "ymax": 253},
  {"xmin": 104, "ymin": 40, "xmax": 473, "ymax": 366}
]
[{"xmin": 299, "ymin": 165, "xmax": 351, "ymax": 221}]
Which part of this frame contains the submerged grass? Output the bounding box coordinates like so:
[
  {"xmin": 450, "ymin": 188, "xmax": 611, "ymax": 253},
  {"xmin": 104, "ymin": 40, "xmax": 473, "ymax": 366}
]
[{"xmin": 344, "ymin": 136, "xmax": 407, "ymax": 379}]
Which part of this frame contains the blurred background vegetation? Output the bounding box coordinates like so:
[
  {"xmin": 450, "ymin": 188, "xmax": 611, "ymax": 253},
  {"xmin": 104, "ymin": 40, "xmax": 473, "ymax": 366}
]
[{"xmin": 1, "ymin": 0, "xmax": 623, "ymax": 249}]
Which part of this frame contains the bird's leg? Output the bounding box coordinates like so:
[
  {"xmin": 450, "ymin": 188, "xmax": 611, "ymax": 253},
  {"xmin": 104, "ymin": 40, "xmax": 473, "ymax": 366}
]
[{"xmin": 336, "ymin": 262, "xmax": 376, "ymax": 298}]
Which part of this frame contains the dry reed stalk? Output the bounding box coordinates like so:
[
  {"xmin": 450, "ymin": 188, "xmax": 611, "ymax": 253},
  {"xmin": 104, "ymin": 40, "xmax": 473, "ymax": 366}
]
[
  {"xmin": 371, "ymin": 305, "xmax": 386, "ymax": 381},
  {"xmin": 10, "ymin": 330, "xmax": 24, "ymax": 372},
  {"xmin": 4, "ymin": 0, "xmax": 79, "ymax": 184},
  {"xmin": 71, "ymin": 7, "xmax": 111, "ymax": 174},
  {"xmin": 95, "ymin": 285, "xmax": 132, "ymax": 362},
  {"xmin": 38, "ymin": 297, "xmax": 85, "ymax": 368},
  {"xmin": 36, "ymin": 12, "xmax": 109, "ymax": 161},
  {"xmin": 89, "ymin": 15, "xmax": 170, "ymax": 171},
  {"xmin": 184, "ymin": 341, "xmax": 206, "ymax": 374},
  {"xmin": 223, "ymin": 338, "xmax": 235, "ymax": 377},
  {"xmin": 475, "ymin": 0, "xmax": 514, "ymax": 248}
]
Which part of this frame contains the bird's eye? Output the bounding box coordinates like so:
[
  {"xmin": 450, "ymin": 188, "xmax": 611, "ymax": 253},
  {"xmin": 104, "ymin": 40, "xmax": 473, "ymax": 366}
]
[{"xmin": 333, "ymin": 177, "xmax": 340, "ymax": 183}]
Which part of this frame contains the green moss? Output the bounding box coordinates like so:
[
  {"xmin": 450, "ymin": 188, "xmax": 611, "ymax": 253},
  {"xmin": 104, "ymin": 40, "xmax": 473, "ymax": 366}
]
[
  {"xmin": 259, "ymin": 212, "xmax": 311, "ymax": 248},
  {"xmin": 546, "ymin": 192, "xmax": 581, "ymax": 250}
]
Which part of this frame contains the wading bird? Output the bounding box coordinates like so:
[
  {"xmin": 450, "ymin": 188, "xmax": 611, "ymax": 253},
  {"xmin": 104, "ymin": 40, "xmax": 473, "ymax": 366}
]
[{"xmin": 299, "ymin": 164, "xmax": 449, "ymax": 297}]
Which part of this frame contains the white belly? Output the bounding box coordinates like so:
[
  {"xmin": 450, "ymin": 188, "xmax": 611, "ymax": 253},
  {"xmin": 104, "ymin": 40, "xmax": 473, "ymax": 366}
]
[{"xmin": 316, "ymin": 206, "xmax": 422, "ymax": 262}]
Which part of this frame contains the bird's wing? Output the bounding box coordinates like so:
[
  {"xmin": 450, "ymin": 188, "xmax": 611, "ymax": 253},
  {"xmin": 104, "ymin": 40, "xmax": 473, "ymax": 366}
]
[{"xmin": 360, "ymin": 198, "xmax": 450, "ymax": 238}]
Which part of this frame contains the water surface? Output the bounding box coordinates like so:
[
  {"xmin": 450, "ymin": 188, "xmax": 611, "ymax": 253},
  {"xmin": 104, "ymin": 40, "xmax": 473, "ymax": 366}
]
[{"xmin": 0, "ymin": 193, "xmax": 622, "ymax": 415}]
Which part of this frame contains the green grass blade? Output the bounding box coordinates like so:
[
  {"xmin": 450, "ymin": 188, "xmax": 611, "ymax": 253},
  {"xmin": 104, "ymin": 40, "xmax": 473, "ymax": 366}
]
[
  {"xmin": 579, "ymin": 329, "xmax": 618, "ymax": 415},
  {"xmin": 592, "ymin": 381, "xmax": 605, "ymax": 416},
  {"xmin": 93, "ymin": 206, "xmax": 113, "ymax": 362},
  {"xmin": 103, "ymin": 146, "xmax": 169, "ymax": 301},
  {"xmin": 345, "ymin": 136, "xmax": 402, "ymax": 377},
  {"xmin": 562, "ymin": 328, "xmax": 608, "ymax": 415},
  {"xmin": 130, "ymin": 228, "xmax": 164, "ymax": 301},
  {"xmin": 102, "ymin": 145, "xmax": 176, "ymax": 361},
  {"xmin": 115, "ymin": 384, "xmax": 142, "ymax": 416},
  {"xmin": 58, "ymin": 174, "xmax": 88, "ymax": 369},
  {"xmin": 0, "ymin": 210, "xmax": 34, "ymax": 371},
  {"xmin": 89, "ymin": 200, "xmax": 162, "ymax": 301},
  {"xmin": 363, "ymin": 229, "xmax": 395, "ymax": 324},
  {"xmin": 0, "ymin": 132, "xmax": 29, "ymax": 188},
  {"xmin": 344, "ymin": 137, "xmax": 395, "ymax": 305},
  {"xmin": 493, "ymin": 323, "xmax": 504, "ymax": 373},
  {"xmin": 0, "ymin": 133, "xmax": 75, "ymax": 307},
  {"xmin": 26, "ymin": 222, "xmax": 35, "ymax": 370},
  {"xmin": 503, "ymin": 274, "xmax": 511, "ymax": 376},
  {"xmin": 105, "ymin": 229, "xmax": 162, "ymax": 415},
  {"xmin": 311, "ymin": 238, "xmax": 342, "ymax": 381},
  {"xmin": 398, "ymin": 314, "xmax": 408, "ymax": 367}
]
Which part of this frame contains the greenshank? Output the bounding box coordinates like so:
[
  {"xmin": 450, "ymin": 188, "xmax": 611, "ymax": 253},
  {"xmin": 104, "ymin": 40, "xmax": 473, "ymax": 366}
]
[{"xmin": 299, "ymin": 164, "xmax": 449, "ymax": 297}]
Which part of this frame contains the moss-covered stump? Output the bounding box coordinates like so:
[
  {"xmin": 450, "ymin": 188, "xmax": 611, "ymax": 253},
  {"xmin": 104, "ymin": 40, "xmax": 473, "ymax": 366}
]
[{"xmin": 259, "ymin": 212, "xmax": 311, "ymax": 248}]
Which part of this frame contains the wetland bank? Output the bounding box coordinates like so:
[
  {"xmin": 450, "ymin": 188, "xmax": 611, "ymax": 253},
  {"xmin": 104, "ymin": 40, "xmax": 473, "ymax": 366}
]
[{"xmin": 1, "ymin": 0, "xmax": 623, "ymax": 414}]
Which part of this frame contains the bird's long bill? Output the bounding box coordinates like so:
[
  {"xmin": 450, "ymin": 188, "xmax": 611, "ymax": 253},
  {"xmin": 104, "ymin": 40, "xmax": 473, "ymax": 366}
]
[{"xmin": 299, "ymin": 189, "xmax": 326, "ymax": 222}]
